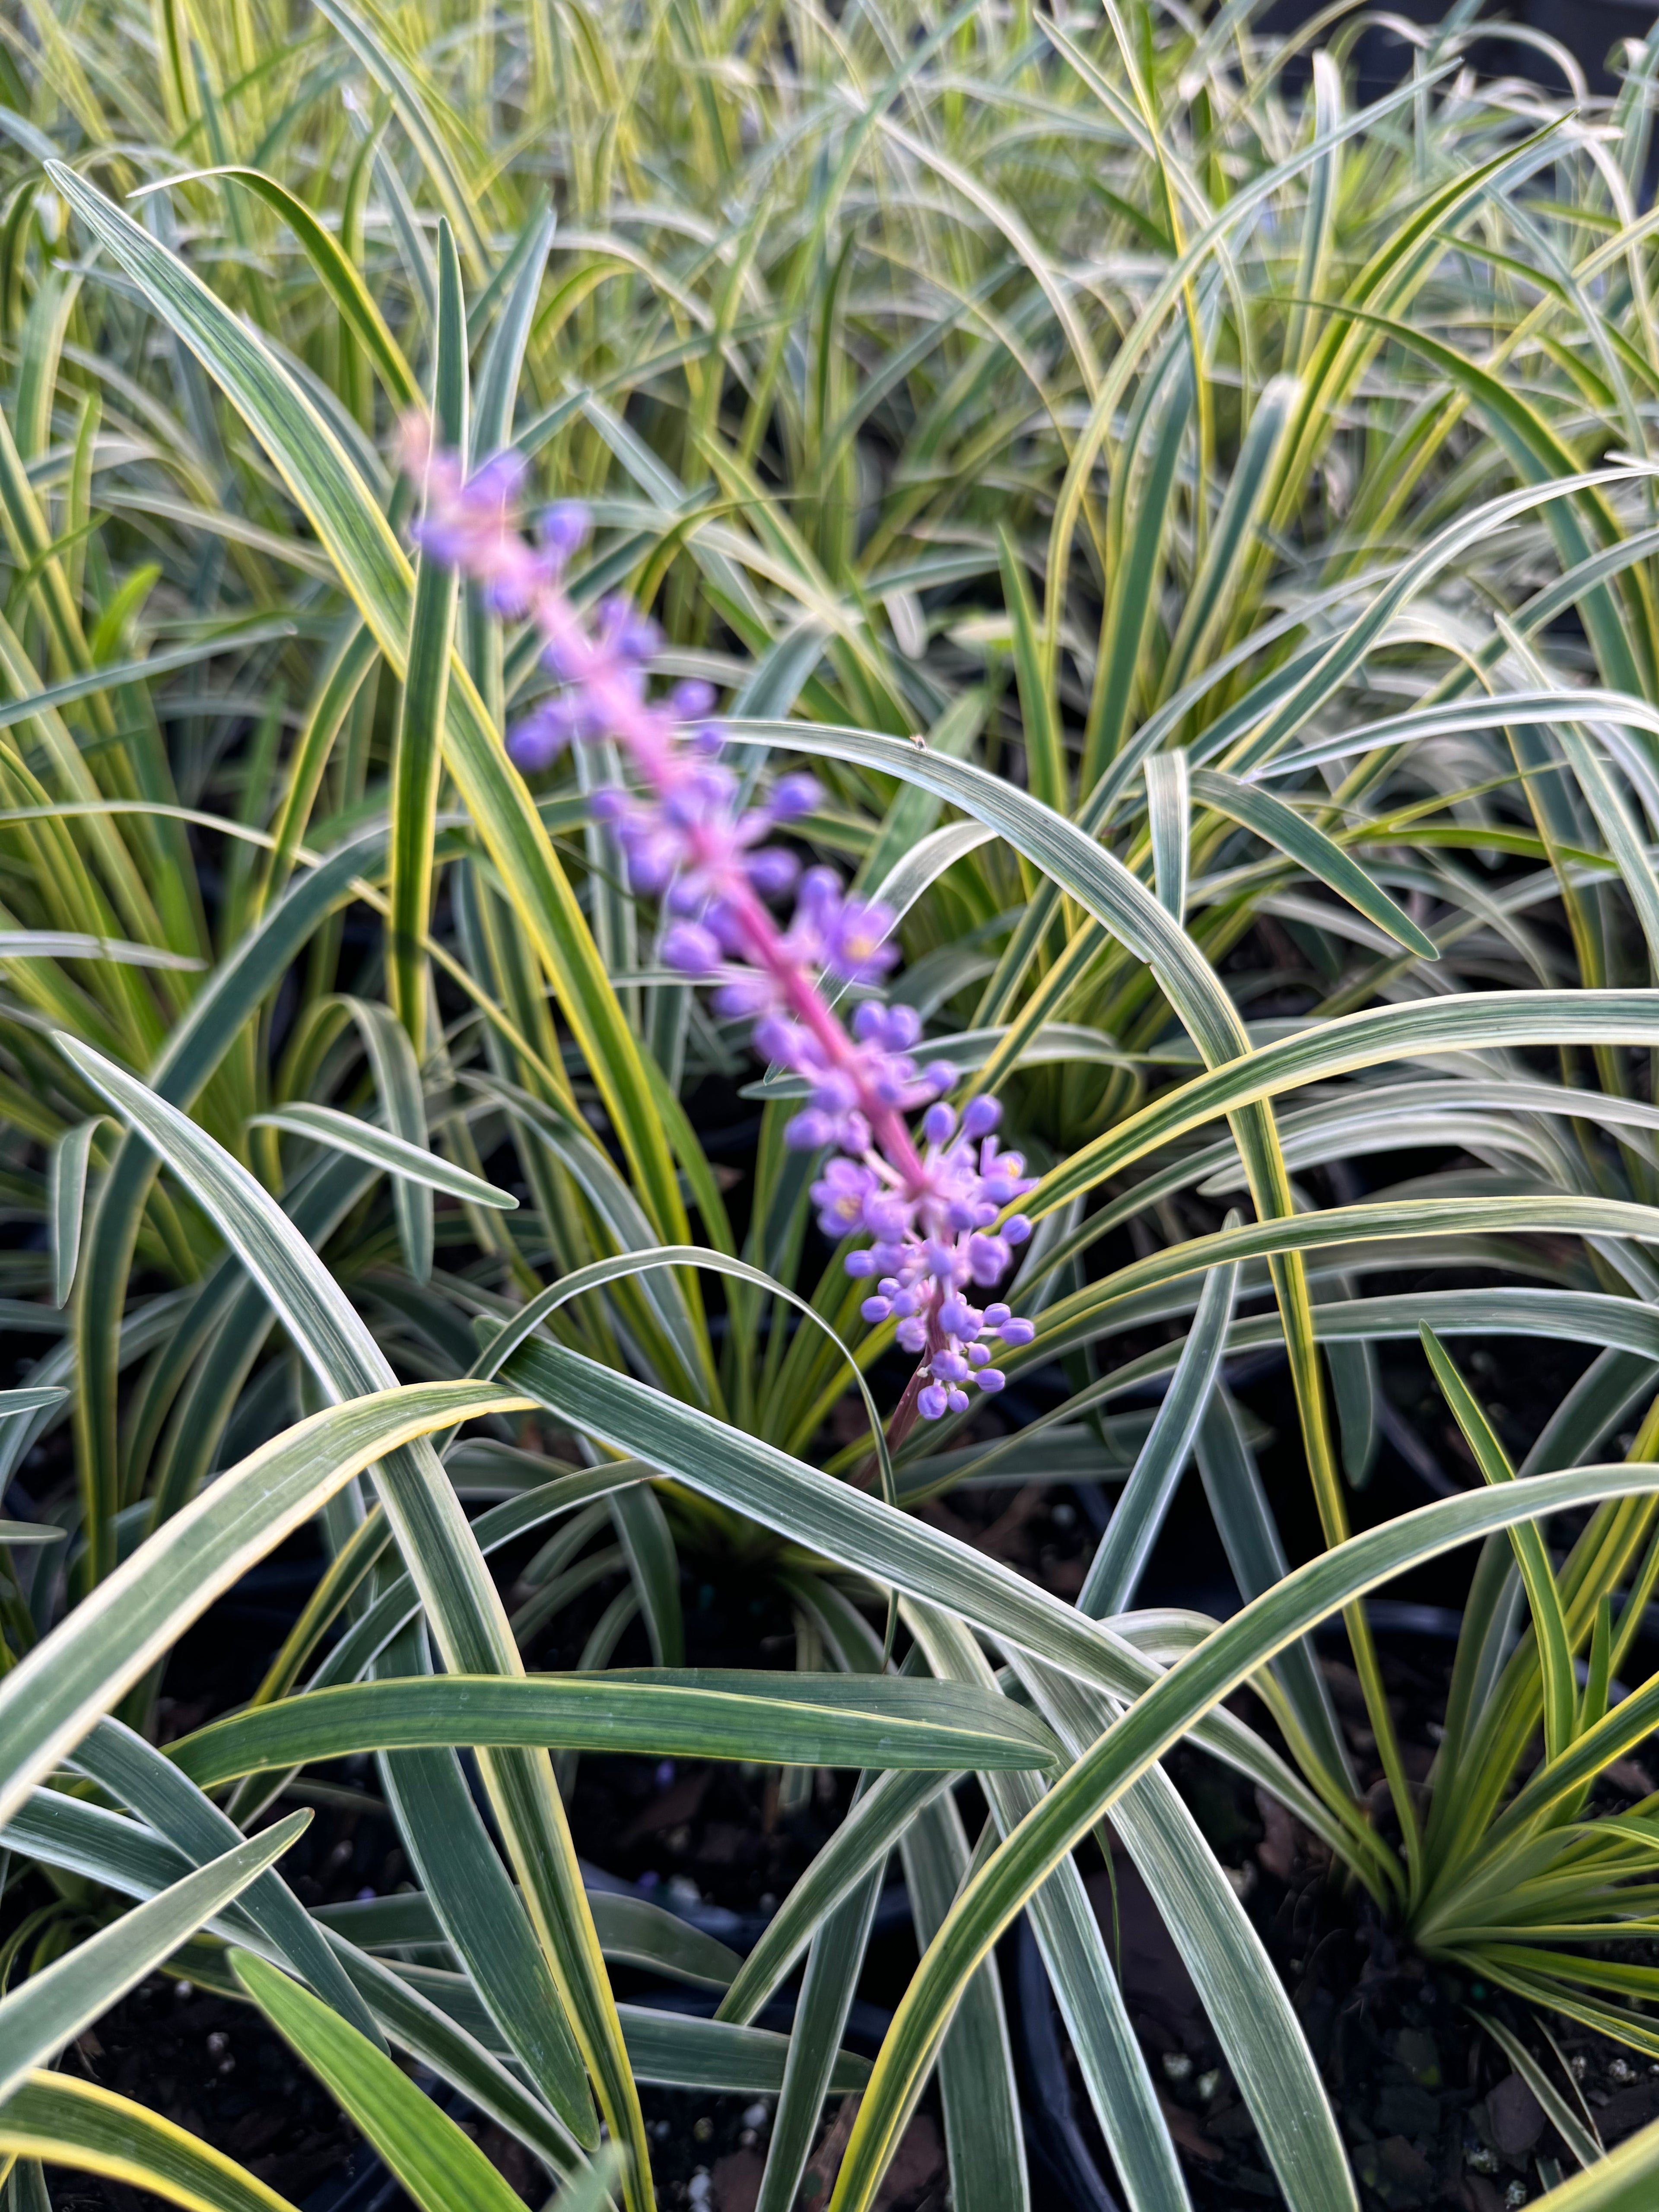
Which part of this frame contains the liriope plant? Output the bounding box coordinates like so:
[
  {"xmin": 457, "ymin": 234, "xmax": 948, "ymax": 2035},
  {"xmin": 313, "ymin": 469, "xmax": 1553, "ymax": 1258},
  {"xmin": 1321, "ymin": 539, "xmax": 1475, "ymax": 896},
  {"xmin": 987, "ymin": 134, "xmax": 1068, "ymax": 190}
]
[{"xmin": 4, "ymin": 3, "xmax": 1659, "ymax": 2212}]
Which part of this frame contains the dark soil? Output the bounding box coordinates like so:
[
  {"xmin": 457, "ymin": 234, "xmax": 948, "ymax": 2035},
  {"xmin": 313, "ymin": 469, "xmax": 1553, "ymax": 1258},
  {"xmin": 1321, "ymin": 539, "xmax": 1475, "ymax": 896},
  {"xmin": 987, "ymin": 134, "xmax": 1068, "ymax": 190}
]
[
  {"xmin": 48, "ymin": 1977, "xmax": 374, "ymax": 2211},
  {"xmin": 37, "ymin": 1785, "xmax": 420, "ymax": 2212}
]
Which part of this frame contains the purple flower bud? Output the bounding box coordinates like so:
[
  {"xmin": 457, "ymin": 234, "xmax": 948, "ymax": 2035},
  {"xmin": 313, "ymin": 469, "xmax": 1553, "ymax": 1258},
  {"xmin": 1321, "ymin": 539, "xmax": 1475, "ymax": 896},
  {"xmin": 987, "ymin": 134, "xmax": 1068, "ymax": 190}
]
[
  {"xmin": 996, "ymin": 1317, "xmax": 1035, "ymax": 1347},
  {"xmin": 932, "ymin": 1350, "xmax": 969, "ymax": 1383},
  {"xmin": 918, "ymin": 1383, "xmax": 948, "ymax": 1420},
  {"xmin": 896, "ymin": 1315, "xmax": 928, "ymax": 1353},
  {"xmin": 470, "ymin": 450, "xmax": 529, "ymax": 504},
  {"xmin": 612, "ymin": 598, "xmax": 660, "ymax": 664},
  {"xmin": 866, "ymin": 1198, "xmax": 910, "ymax": 1240},
  {"xmin": 540, "ymin": 500, "xmax": 589, "ymax": 557},
  {"xmin": 626, "ymin": 836, "xmax": 678, "ymax": 894},
  {"xmin": 661, "ymin": 922, "xmax": 722, "ymax": 976},
  {"xmin": 410, "ymin": 516, "xmax": 465, "ymax": 563},
  {"xmin": 770, "ymin": 772, "xmax": 822, "ymax": 820},
  {"xmin": 861, "ymin": 1297, "xmax": 893, "ymax": 1324},
  {"xmin": 922, "ymin": 1061, "xmax": 957, "ymax": 1095},
  {"xmin": 976, "ymin": 1368, "xmax": 1005, "ymax": 1392},
  {"xmin": 812, "ymin": 1071, "xmax": 858, "ymax": 1115},
  {"xmin": 966, "ymin": 1343, "xmax": 992, "ymax": 1367},
  {"xmin": 852, "ymin": 1003, "xmax": 885, "ymax": 1042},
  {"xmin": 967, "ymin": 1234, "xmax": 1009, "ymax": 1286},
  {"xmin": 845, "ymin": 1250, "xmax": 875, "ymax": 1277},
  {"xmin": 922, "ymin": 1101, "xmax": 956, "ymax": 1145},
  {"xmin": 482, "ymin": 561, "xmax": 541, "ymax": 617},
  {"xmin": 947, "ymin": 1387, "xmax": 969, "ymax": 1413},
  {"xmin": 754, "ymin": 1014, "xmax": 803, "ymax": 1064},
  {"xmin": 983, "ymin": 1304, "xmax": 1011, "ymax": 1327},
  {"xmin": 938, "ymin": 1297, "xmax": 975, "ymax": 1337},
  {"xmin": 670, "ymin": 679, "xmax": 716, "ymax": 720},
  {"xmin": 745, "ymin": 849, "xmax": 799, "ymax": 899},
  {"xmin": 795, "ymin": 866, "xmax": 841, "ymax": 923},
  {"xmin": 712, "ymin": 972, "xmax": 777, "ymax": 1020},
  {"xmin": 507, "ymin": 705, "xmax": 569, "ymax": 772},
  {"xmin": 962, "ymin": 1096, "xmax": 1001, "ymax": 1138},
  {"xmin": 1004, "ymin": 1214, "xmax": 1032, "ymax": 1244},
  {"xmin": 785, "ymin": 1108, "xmax": 834, "ymax": 1149}
]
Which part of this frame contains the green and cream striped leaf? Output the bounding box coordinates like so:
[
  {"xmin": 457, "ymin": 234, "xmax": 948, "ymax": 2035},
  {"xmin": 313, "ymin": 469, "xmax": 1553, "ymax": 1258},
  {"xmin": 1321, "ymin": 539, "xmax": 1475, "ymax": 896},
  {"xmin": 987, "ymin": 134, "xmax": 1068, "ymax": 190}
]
[
  {"xmin": 167, "ymin": 1672, "xmax": 1061, "ymax": 1785},
  {"xmin": 0, "ymin": 1377, "xmax": 529, "ymax": 1827},
  {"xmin": 0, "ymin": 1813, "xmax": 309, "ymax": 2103},
  {"xmin": 232, "ymin": 1950, "xmax": 530, "ymax": 2212},
  {"xmin": 825, "ymin": 1462, "xmax": 1659, "ymax": 2211},
  {"xmin": 250, "ymin": 1106, "xmax": 516, "ymax": 1208},
  {"xmin": 52, "ymin": 1033, "xmax": 643, "ymax": 2177},
  {"xmin": 0, "ymin": 2076, "xmax": 299, "ymax": 2212}
]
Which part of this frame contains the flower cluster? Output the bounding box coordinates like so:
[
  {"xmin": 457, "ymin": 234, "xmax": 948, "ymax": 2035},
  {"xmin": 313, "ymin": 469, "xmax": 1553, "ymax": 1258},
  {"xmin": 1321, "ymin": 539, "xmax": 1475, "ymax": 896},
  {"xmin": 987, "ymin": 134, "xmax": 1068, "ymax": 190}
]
[
  {"xmin": 402, "ymin": 420, "xmax": 1035, "ymax": 1417},
  {"xmin": 814, "ymin": 1090, "xmax": 1038, "ymax": 1416}
]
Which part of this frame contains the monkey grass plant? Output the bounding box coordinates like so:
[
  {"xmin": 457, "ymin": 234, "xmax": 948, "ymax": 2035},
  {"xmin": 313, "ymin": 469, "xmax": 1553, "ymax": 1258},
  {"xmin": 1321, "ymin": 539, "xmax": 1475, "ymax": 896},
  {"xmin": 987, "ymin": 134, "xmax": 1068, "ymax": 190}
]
[{"xmin": 7, "ymin": 4, "xmax": 1659, "ymax": 2211}]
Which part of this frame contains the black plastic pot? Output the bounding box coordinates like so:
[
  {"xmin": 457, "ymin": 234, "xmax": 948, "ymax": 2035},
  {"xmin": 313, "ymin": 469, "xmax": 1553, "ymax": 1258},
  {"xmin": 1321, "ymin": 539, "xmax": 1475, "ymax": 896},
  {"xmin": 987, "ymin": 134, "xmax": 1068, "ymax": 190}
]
[
  {"xmin": 1011, "ymin": 1920, "xmax": 1124, "ymax": 2212},
  {"xmin": 1261, "ymin": 0, "xmax": 1659, "ymax": 98},
  {"xmin": 300, "ymin": 2135, "xmax": 407, "ymax": 2212}
]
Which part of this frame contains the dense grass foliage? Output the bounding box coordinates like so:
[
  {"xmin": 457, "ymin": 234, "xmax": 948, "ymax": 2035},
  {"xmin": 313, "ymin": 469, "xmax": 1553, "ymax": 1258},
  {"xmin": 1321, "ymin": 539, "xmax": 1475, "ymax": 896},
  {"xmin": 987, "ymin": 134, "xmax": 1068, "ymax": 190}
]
[{"xmin": 5, "ymin": 3, "xmax": 1659, "ymax": 2208}]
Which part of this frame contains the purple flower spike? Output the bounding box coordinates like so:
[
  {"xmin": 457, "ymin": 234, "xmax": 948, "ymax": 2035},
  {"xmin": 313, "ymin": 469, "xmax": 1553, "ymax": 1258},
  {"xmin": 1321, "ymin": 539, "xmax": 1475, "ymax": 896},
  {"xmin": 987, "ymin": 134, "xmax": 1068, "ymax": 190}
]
[{"xmin": 401, "ymin": 415, "xmax": 1042, "ymax": 1425}]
